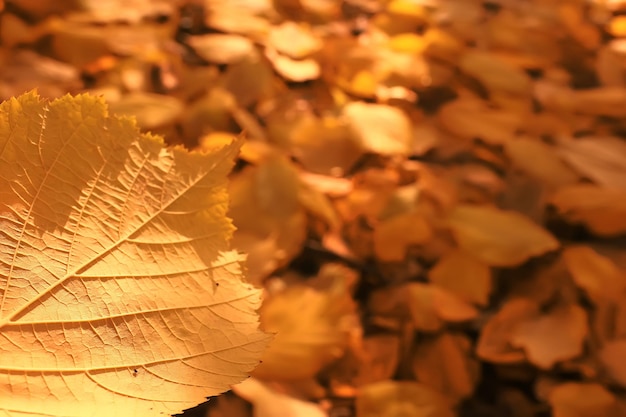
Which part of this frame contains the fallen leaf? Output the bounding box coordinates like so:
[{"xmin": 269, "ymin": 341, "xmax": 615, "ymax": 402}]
[
  {"xmin": 343, "ymin": 102, "xmax": 413, "ymax": 155},
  {"xmin": 550, "ymin": 185, "xmax": 626, "ymax": 237},
  {"xmin": 476, "ymin": 298, "xmax": 537, "ymax": 363},
  {"xmin": 233, "ymin": 378, "xmax": 327, "ymax": 417},
  {"xmin": 557, "ymin": 136, "xmax": 626, "ymax": 191},
  {"xmin": 373, "ymin": 211, "xmax": 432, "ymax": 262},
  {"xmin": 188, "ymin": 34, "xmax": 255, "ymax": 64},
  {"xmin": 598, "ymin": 339, "xmax": 626, "ymax": 387},
  {"xmin": 510, "ymin": 304, "xmax": 588, "ymax": 369},
  {"xmin": 504, "ymin": 137, "xmax": 579, "ymax": 188},
  {"xmin": 446, "ymin": 204, "xmax": 560, "ymax": 267},
  {"xmin": 460, "ymin": 50, "xmax": 532, "ymax": 95},
  {"xmin": 356, "ymin": 380, "xmax": 454, "ymax": 417},
  {"xmin": 563, "ymin": 246, "xmax": 626, "ymax": 303},
  {"xmin": 548, "ymin": 383, "xmax": 621, "ymax": 417},
  {"xmin": 0, "ymin": 92, "xmax": 269, "ymax": 416},
  {"xmin": 254, "ymin": 276, "xmax": 357, "ymax": 380},
  {"xmin": 412, "ymin": 333, "xmax": 480, "ymax": 403},
  {"xmin": 428, "ymin": 249, "xmax": 492, "ymax": 306},
  {"xmin": 108, "ymin": 92, "xmax": 184, "ymax": 130}
]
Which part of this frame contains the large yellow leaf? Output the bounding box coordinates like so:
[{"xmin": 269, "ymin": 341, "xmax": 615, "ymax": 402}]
[{"xmin": 0, "ymin": 92, "xmax": 269, "ymax": 416}]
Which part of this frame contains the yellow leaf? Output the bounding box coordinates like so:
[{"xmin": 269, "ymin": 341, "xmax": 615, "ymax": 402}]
[
  {"xmin": 343, "ymin": 102, "xmax": 413, "ymax": 155},
  {"xmin": 254, "ymin": 278, "xmax": 357, "ymax": 380},
  {"xmin": 188, "ymin": 34, "xmax": 255, "ymax": 64},
  {"xmin": 0, "ymin": 92, "xmax": 269, "ymax": 416},
  {"xmin": 446, "ymin": 204, "xmax": 559, "ymax": 266}
]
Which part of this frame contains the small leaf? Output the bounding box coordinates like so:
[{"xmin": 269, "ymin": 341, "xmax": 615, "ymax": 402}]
[{"xmin": 446, "ymin": 204, "xmax": 559, "ymax": 266}]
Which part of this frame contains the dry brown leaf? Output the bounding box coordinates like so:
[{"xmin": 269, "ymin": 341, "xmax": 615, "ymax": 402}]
[
  {"xmin": 598, "ymin": 339, "xmax": 626, "ymax": 387},
  {"xmin": 446, "ymin": 204, "xmax": 560, "ymax": 267},
  {"xmin": 254, "ymin": 276, "xmax": 357, "ymax": 380},
  {"xmin": 563, "ymin": 246, "xmax": 626, "ymax": 303},
  {"xmin": 476, "ymin": 298, "xmax": 536, "ymax": 364},
  {"xmin": 557, "ymin": 136, "xmax": 626, "ymax": 191},
  {"xmin": 428, "ymin": 249, "xmax": 492, "ymax": 306},
  {"xmin": 510, "ymin": 304, "xmax": 588, "ymax": 369},
  {"xmin": 356, "ymin": 380, "xmax": 455, "ymax": 417},
  {"xmin": 412, "ymin": 333, "xmax": 480, "ymax": 403},
  {"xmin": 108, "ymin": 92, "xmax": 183, "ymax": 130},
  {"xmin": 352, "ymin": 335, "xmax": 400, "ymax": 386},
  {"xmin": 504, "ymin": 137, "xmax": 579, "ymax": 188},
  {"xmin": 460, "ymin": 50, "xmax": 532, "ymax": 95},
  {"xmin": 548, "ymin": 383, "xmax": 621, "ymax": 417},
  {"xmin": 437, "ymin": 97, "xmax": 523, "ymax": 144},
  {"xmin": 373, "ymin": 211, "xmax": 432, "ymax": 262},
  {"xmin": 550, "ymin": 185, "xmax": 626, "ymax": 237}
]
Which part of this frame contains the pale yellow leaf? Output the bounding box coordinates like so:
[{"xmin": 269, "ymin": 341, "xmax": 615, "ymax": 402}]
[
  {"xmin": 343, "ymin": 102, "xmax": 412, "ymax": 155},
  {"xmin": 0, "ymin": 92, "xmax": 269, "ymax": 417}
]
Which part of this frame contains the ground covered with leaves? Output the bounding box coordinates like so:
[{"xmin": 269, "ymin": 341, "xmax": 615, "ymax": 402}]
[{"xmin": 1, "ymin": 0, "xmax": 626, "ymax": 416}]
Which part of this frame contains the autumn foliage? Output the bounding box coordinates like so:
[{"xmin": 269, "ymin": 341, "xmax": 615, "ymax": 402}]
[{"xmin": 1, "ymin": 0, "xmax": 626, "ymax": 416}]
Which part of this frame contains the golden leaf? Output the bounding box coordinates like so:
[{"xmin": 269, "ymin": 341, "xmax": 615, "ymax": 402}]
[{"xmin": 0, "ymin": 92, "xmax": 269, "ymax": 416}]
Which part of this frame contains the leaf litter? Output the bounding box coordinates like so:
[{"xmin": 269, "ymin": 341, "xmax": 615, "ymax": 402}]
[{"xmin": 1, "ymin": 0, "xmax": 626, "ymax": 416}]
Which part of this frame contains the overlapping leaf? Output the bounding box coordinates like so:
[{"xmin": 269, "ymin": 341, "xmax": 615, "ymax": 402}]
[{"xmin": 0, "ymin": 92, "xmax": 269, "ymax": 417}]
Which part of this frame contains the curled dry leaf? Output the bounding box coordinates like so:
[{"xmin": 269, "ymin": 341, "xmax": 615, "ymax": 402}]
[
  {"xmin": 356, "ymin": 380, "xmax": 455, "ymax": 417},
  {"xmin": 267, "ymin": 21, "xmax": 322, "ymax": 59},
  {"xmin": 550, "ymin": 185, "xmax": 626, "ymax": 237},
  {"xmin": 0, "ymin": 92, "xmax": 269, "ymax": 416},
  {"xmin": 446, "ymin": 204, "xmax": 560, "ymax": 267}
]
